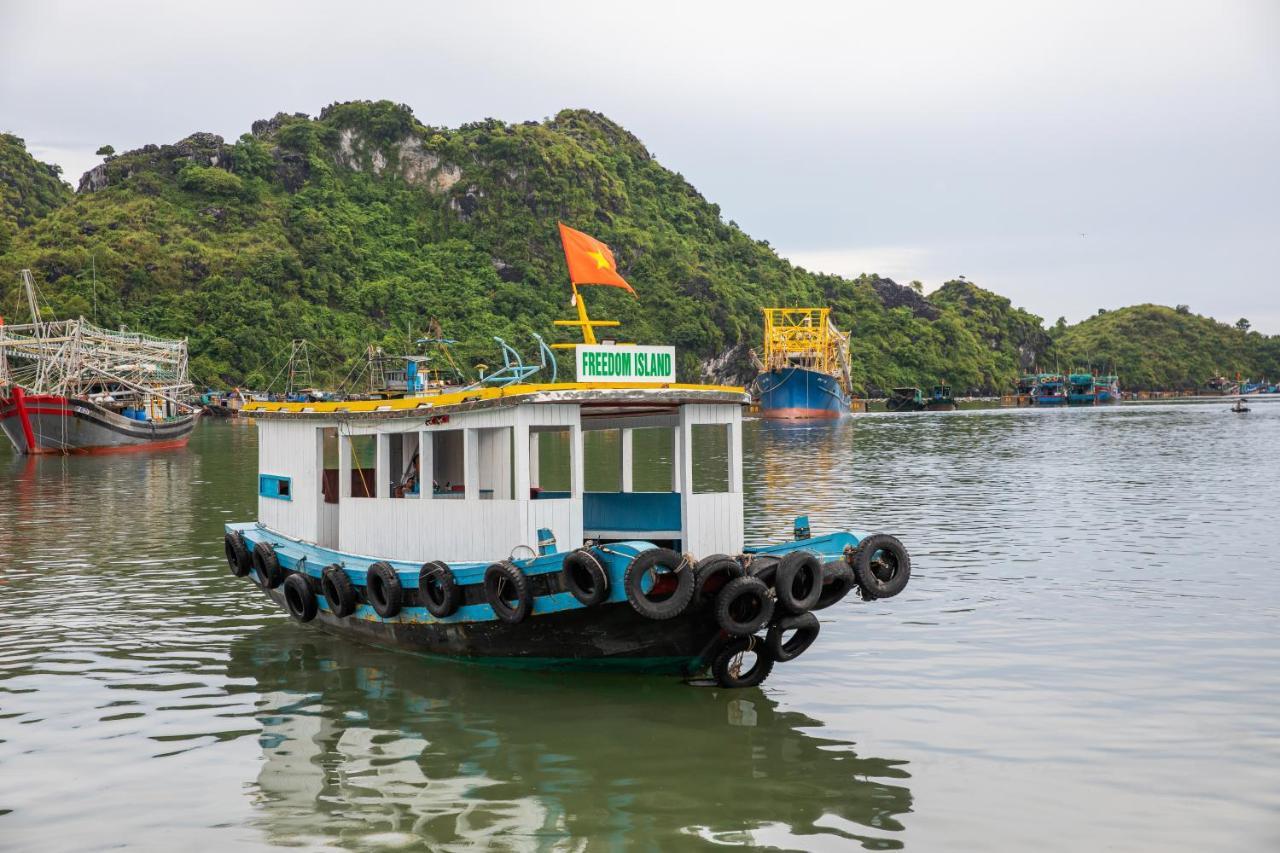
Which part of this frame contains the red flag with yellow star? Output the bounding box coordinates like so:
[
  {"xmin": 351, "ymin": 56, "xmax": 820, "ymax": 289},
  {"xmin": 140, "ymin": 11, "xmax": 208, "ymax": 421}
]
[{"xmin": 557, "ymin": 222, "xmax": 635, "ymax": 293}]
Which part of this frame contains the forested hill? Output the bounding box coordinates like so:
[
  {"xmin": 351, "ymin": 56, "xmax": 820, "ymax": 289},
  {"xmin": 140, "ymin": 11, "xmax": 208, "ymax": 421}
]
[
  {"xmin": 1051, "ymin": 305, "xmax": 1279, "ymax": 391},
  {"xmin": 0, "ymin": 101, "xmax": 1275, "ymax": 393},
  {"xmin": 0, "ymin": 133, "xmax": 73, "ymax": 255}
]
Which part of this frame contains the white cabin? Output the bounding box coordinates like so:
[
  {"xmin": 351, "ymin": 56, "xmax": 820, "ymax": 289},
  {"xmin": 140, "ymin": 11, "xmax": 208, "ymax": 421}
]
[{"xmin": 246, "ymin": 384, "xmax": 748, "ymax": 563}]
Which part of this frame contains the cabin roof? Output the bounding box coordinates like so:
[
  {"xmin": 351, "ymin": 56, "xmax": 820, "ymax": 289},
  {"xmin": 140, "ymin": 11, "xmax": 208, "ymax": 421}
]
[{"xmin": 243, "ymin": 381, "xmax": 749, "ymax": 420}]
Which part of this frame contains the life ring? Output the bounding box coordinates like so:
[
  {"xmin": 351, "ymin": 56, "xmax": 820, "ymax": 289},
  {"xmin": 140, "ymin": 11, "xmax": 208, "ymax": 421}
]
[
  {"xmin": 624, "ymin": 548, "xmax": 696, "ymax": 620},
  {"xmin": 484, "ymin": 560, "xmax": 532, "ymax": 623},
  {"xmin": 766, "ymin": 611, "xmax": 820, "ymax": 662},
  {"xmin": 224, "ymin": 532, "xmax": 251, "ymax": 577},
  {"xmin": 366, "ymin": 561, "xmax": 403, "ymax": 618},
  {"xmin": 561, "ymin": 549, "xmax": 609, "ymax": 607},
  {"xmin": 693, "ymin": 554, "xmax": 745, "ymax": 605},
  {"xmin": 321, "ymin": 564, "xmax": 357, "ymax": 618},
  {"xmin": 775, "ymin": 551, "xmax": 823, "ymax": 614},
  {"xmin": 812, "ymin": 561, "xmax": 856, "ymax": 610},
  {"xmin": 711, "ymin": 636, "xmax": 775, "ymax": 688},
  {"xmin": 283, "ymin": 573, "xmax": 318, "ymax": 623},
  {"xmin": 418, "ymin": 561, "xmax": 460, "ymax": 617},
  {"xmin": 251, "ymin": 540, "xmax": 284, "ymax": 589},
  {"xmin": 849, "ymin": 534, "xmax": 911, "ymax": 599},
  {"xmin": 714, "ymin": 575, "xmax": 775, "ymax": 635}
]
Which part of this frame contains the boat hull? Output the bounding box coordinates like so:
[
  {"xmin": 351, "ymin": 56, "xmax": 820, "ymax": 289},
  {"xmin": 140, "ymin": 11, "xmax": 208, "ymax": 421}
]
[
  {"xmin": 0, "ymin": 391, "xmax": 197, "ymax": 454},
  {"xmin": 755, "ymin": 367, "xmax": 849, "ymax": 418},
  {"xmin": 228, "ymin": 523, "xmax": 864, "ymax": 672}
]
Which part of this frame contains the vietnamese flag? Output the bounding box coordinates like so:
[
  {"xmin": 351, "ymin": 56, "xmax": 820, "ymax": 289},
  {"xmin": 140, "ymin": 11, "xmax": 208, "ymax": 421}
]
[{"xmin": 558, "ymin": 222, "xmax": 635, "ymax": 293}]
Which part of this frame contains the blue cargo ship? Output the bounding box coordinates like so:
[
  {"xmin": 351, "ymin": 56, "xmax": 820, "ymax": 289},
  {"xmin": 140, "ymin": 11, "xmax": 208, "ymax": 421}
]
[{"xmin": 752, "ymin": 308, "xmax": 854, "ymax": 419}]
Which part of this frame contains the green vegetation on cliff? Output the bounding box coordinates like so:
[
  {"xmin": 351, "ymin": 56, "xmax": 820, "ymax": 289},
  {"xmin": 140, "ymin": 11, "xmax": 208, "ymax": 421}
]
[
  {"xmin": 1, "ymin": 103, "xmax": 1274, "ymax": 393},
  {"xmin": 0, "ymin": 133, "xmax": 73, "ymax": 255}
]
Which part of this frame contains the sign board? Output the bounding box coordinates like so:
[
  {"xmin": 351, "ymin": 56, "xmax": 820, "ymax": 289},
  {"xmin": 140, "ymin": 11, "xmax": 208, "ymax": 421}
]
[{"xmin": 575, "ymin": 345, "xmax": 676, "ymax": 384}]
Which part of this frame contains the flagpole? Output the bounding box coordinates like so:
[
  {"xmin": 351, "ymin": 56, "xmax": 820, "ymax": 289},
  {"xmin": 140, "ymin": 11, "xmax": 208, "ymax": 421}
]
[{"xmin": 573, "ymin": 283, "xmax": 597, "ymax": 346}]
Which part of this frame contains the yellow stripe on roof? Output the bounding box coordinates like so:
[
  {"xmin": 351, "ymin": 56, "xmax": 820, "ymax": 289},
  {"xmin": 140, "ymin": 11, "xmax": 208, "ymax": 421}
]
[{"xmin": 242, "ymin": 382, "xmax": 747, "ymax": 414}]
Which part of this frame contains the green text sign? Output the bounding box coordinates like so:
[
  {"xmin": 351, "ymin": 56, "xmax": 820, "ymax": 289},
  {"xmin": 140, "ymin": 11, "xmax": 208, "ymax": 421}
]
[{"xmin": 575, "ymin": 345, "xmax": 676, "ymax": 383}]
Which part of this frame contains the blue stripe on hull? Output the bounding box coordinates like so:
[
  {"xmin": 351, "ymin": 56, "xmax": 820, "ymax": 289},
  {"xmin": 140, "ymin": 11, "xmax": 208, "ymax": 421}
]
[{"xmin": 755, "ymin": 367, "xmax": 849, "ymax": 417}]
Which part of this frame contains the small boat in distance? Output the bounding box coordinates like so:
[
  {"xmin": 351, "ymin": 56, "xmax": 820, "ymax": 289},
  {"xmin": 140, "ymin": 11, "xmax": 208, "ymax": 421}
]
[
  {"xmin": 1032, "ymin": 373, "xmax": 1068, "ymax": 405},
  {"xmin": 0, "ymin": 270, "xmax": 198, "ymax": 454},
  {"xmin": 1067, "ymin": 372, "xmax": 1097, "ymax": 405},
  {"xmin": 751, "ymin": 308, "xmax": 853, "ymax": 418},
  {"xmin": 1094, "ymin": 374, "xmax": 1121, "ymax": 403},
  {"xmin": 1231, "ymin": 398, "xmax": 1250, "ymax": 413},
  {"xmin": 886, "ymin": 387, "xmax": 925, "ymax": 412},
  {"xmin": 924, "ymin": 384, "xmax": 957, "ymax": 411}
]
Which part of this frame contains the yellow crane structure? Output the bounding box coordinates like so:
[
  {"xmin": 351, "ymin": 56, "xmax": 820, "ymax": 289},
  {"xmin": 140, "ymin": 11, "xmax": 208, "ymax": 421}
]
[{"xmin": 756, "ymin": 308, "xmax": 852, "ymax": 395}]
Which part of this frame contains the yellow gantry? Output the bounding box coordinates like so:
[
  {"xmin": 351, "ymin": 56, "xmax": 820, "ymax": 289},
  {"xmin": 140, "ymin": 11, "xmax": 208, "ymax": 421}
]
[{"xmin": 760, "ymin": 308, "xmax": 851, "ymax": 379}]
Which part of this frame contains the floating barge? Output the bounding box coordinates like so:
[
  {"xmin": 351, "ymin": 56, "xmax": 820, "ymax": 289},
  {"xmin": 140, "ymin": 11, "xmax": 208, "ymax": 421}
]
[
  {"xmin": 224, "ymin": 379, "xmax": 910, "ymax": 687},
  {"xmin": 751, "ymin": 308, "xmax": 854, "ymax": 419},
  {"xmin": 0, "ymin": 270, "xmax": 198, "ymax": 454}
]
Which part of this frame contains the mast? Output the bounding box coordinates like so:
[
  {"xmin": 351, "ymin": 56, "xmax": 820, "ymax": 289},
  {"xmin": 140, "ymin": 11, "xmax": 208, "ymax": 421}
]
[{"xmin": 552, "ymin": 284, "xmax": 622, "ymax": 349}]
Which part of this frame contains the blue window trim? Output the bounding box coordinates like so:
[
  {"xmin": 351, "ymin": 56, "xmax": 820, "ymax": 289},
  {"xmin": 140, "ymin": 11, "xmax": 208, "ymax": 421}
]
[{"xmin": 259, "ymin": 474, "xmax": 293, "ymax": 501}]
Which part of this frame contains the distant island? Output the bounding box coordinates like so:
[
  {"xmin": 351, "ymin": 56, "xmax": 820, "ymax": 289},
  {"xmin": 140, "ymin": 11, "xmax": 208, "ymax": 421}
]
[{"xmin": 2, "ymin": 103, "xmax": 1276, "ymax": 393}]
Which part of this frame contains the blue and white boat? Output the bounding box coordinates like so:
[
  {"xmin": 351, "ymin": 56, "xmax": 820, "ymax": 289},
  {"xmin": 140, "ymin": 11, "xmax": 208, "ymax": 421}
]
[
  {"xmin": 752, "ymin": 308, "xmax": 854, "ymax": 418},
  {"xmin": 224, "ymin": 374, "xmax": 911, "ymax": 688},
  {"xmin": 1032, "ymin": 373, "xmax": 1068, "ymax": 405}
]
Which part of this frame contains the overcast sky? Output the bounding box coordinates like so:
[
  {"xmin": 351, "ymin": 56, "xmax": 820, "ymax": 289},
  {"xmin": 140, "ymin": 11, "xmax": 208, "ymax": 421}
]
[{"xmin": 2, "ymin": 1, "xmax": 1277, "ymax": 331}]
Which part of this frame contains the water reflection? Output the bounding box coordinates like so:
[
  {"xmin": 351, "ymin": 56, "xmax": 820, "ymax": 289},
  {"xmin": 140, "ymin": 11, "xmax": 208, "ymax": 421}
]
[{"xmin": 230, "ymin": 625, "xmax": 913, "ymax": 850}]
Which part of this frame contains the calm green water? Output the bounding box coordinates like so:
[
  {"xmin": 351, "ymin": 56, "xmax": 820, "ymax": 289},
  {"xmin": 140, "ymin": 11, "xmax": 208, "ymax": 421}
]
[{"xmin": 2, "ymin": 402, "xmax": 1278, "ymax": 851}]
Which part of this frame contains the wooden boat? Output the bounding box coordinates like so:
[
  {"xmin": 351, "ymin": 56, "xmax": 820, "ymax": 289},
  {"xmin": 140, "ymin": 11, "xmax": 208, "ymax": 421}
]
[
  {"xmin": 224, "ymin": 230, "xmax": 910, "ymax": 687},
  {"xmin": 1031, "ymin": 373, "xmax": 1068, "ymax": 405},
  {"xmin": 1067, "ymin": 372, "xmax": 1097, "ymax": 405},
  {"xmin": 751, "ymin": 308, "xmax": 854, "ymax": 418},
  {"xmin": 1, "ymin": 270, "xmax": 198, "ymax": 454},
  {"xmin": 886, "ymin": 387, "xmax": 925, "ymax": 412},
  {"xmin": 1094, "ymin": 374, "xmax": 1121, "ymax": 403}
]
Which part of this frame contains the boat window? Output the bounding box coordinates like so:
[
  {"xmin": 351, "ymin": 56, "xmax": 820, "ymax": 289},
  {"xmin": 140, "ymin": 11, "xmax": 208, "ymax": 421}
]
[
  {"xmin": 431, "ymin": 430, "xmax": 465, "ymax": 498},
  {"xmin": 348, "ymin": 434, "xmax": 377, "ymax": 498},
  {"xmin": 629, "ymin": 427, "xmax": 675, "ymax": 492},
  {"xmin": 530, "ymin": 426, "xmax": 572, "ymax": 498},
  {"xmin": 320, "ymin": 428, "xmax": 339, "ymax": 504},
  {"xmin": 691, "ymin": 423, "xmax": 730, "ymax": 494},
  {"xmin": 475, "ymin": 427, "xmax": 513, "ymax": 501},
  {"xmin": 584, "ymin": 429, "xmax": 622, "ymax": 492},
  {"xmin": 388, "ymin": 432, "xmax": 421, "ymax": 499}
]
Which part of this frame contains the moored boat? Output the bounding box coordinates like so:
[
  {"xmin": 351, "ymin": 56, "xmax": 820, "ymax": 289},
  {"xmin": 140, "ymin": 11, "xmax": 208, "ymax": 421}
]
[
  {"xmin": 0, "ymin": 270, "xmax": 199, "ymax": 454},
  {"xmin": 923, "ymin": 384, "xmax": 957, "ymax": 411},
  {"xmin": 886, "ymin": 387, "xmax": 925, "ymax": 412},
  {"xmin": 1094, "ymin": 374, "xmax": 1121, "ymax": 403},
  {"xmin": 224, "ymin": 229, "xmax": 910, "ymax": 688},
  {"xmin": 1067, "ymin": 372, "xmax": 1097, "ymax": 405},
  {"xmin": 751, "ymin": 308, "xmax": 853, "ymax": 418},
  {"xmin": 1032, "ymin": 373, "xmax": 1067, "ymax": 405}
]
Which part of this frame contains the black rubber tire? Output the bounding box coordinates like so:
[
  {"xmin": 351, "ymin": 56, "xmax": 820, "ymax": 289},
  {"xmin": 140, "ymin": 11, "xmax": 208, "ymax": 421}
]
[
  {"xmin": 711, "ymin": 636, "xmax": 775, "ymax": 688},
  {"xmin": 251, "ymin": 540, "xmax": 284, "ymax": 589},
  {"xmin": 561, "ymin": 550, "xmax": 609, "ymax": 607},
  {"xmin": 715, "ymin": 575, "xmax": 775, "ymax": 636},
  {"xmin": 775, "ymin": 551, "xmax": 823, "ymax": 614},
  {"xmin": 624, "ymin": 548, "xmax": 696, "ymax": 620},
  {"xmin": 850, "ymin": 534, "xmax": 911, "ymax": 600},
  {"xmin": 693, "ymin": 554, "xmax": 745, "ymax": 605},
  {"xmin": 321, "ymin": 564, "xmax": 357, "ymax": 618},
  {"xmin": 813, "ymin": 561, "xmax": 857, "ymax": 611},
  {"xmin": 746, "ymin": 554, "xmax": 781, "ymax": 587},
  {"xmin": 484, "ymin": 560, "xmax": 532, "ymax": 624},
  {"xmin": 766, "ymin": 611, "xmax": 821, "ymax": 662},
  {"xmin": 224, "ymin": 532, "xmax": 251, "ymax": 577},
  {"xmin": 283, "ymin": 572, "xmax": 318, "ymax": 623},
  {"xmin": 418, "ymin": 561, "xmax": 461, "ymax": 617},
  {"xmin": 366, "ymin": 561, "xmax": 403, "ymax": 618}
]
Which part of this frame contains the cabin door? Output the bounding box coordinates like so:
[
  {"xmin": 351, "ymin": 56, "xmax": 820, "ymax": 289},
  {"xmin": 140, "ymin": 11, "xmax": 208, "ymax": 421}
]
[{"xmin": 317, "ymin": 427, "xmax": 339, "ymax": 549}]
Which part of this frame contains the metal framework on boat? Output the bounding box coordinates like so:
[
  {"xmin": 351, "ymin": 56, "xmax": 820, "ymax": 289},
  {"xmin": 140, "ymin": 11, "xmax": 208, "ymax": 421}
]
[
  {"xmin": 755, "ymin": 308, "xmax": 852, "ymax": 389},
  {"xmin": 0, "ymin": 271, "xmax": 193, "ymax": 409}
]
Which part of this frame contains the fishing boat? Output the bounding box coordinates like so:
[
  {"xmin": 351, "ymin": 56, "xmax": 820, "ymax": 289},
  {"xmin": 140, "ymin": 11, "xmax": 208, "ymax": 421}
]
[
  {"xmin": 1067, "ymin": 372, "xmax": 1097, "ymax": 405},
  {"xmin": 1094, "ymin": 374, "xmax": 1121, "ymax": 403},
  {"xmin": 885, "ymin": 387, "xmax": 925, "ymax": 412},
  {"xmin": 224, "ymin": 227, "xmax": 911, "ymax": 688},
  {"xmin": 0, "ymin": 270, "xmax": 198, "ymax": 454},
  {"xmin": 751, "ymin": 308, "xmax": 853, "ymax": 418},
  {"xmin": 923, "ymin": 384, "xmax": 957, "ymax": 411},
  {"xmin": 1031, "ymin": 373, "xmax": 1067, "ymax": 406}
]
